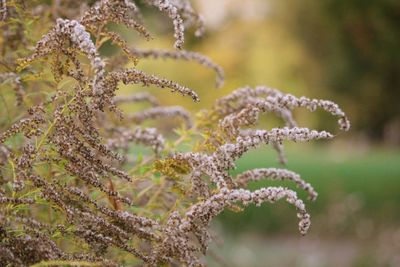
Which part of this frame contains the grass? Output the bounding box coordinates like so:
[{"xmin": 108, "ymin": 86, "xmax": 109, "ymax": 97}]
[
  {"xmin": 217, "ymin": 143, "xmax": 400, "ymax": 234},
  {"xmin": 208, "ymin": 144, "xmax": 400, "ymax": 266}
]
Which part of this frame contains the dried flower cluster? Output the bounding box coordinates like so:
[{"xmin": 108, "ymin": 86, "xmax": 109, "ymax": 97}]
[
  {"xmin": 0, "ymin": 0, "xmax": 6, "ymax": 22},
  {"xmin": 0, "ymin": 1, "xmax": 349, "ymax": 266}
]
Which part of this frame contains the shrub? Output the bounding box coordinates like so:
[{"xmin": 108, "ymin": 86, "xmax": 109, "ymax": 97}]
[{"xmin": 0, "ymin": 1, "xmax": 350, "ymax": 266}]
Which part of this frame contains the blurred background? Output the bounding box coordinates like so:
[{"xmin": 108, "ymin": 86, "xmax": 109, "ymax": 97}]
[{"xmin": 117, "ymin": 0, "xmax": 400, "ymax": 266}]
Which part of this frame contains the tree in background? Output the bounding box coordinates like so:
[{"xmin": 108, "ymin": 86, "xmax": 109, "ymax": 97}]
[{"xmin": 276, "ymin": 0, "xmax": 400, "ymax": 143}]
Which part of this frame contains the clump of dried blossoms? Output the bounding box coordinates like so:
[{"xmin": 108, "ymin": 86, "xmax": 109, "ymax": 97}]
[{"xmin": 0, "ymin": 1, "xmax": 350, "ymax": 266}]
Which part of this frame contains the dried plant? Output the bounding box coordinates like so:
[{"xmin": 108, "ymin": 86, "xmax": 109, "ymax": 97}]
[{"xmin": 0, "ymin": 1, "xmax": 350, "ymax": 266}]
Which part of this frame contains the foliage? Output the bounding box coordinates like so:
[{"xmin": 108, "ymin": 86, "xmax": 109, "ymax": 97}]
[
  {"xmin": 275, "ymin": 0, "xmax": 400, "ymax": 140},
  {"xmin": 0, "ymin": 1, "xmax": 349, "ymax": 266}
]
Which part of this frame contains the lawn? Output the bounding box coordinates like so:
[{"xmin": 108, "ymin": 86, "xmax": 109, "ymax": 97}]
[
  {"xmin": 210, "ymin": 144, "xmax": 400, "ymax": 266},
  {"xmin": 218, "ymin": 143, "xmax": 400, "ymax": 233}
]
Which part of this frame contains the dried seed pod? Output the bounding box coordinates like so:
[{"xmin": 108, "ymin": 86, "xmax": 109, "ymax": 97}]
[
  {"xmin": 128, "ymin": 106, "xmax": 193, "ymax": 129},
  {"xmin": 0, "ymin": 0, "xmax": 7, "ymax": 21},
  {"xmin": 131, "ymin": 48, "xmax": 224, "ymax": 88}
]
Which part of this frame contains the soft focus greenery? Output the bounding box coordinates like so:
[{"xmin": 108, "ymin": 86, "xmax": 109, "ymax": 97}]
[
  {"xmin": 206, "ymin": 145, "xmax": 400, "ymax": 267},
  {"xmin": 275, "ymin": 0, "xmax": 400, "ymax": 141},
  {"xmin": 123, "ymin": 0, "xmax": 399, "ymax": 144},
  {"xmin": 121, "ymin": 1, "xmax": 400, "ymax": 266},
  {"xmin": 220, "ymin": 145, "xmax": 400, "ymax": 234}
]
